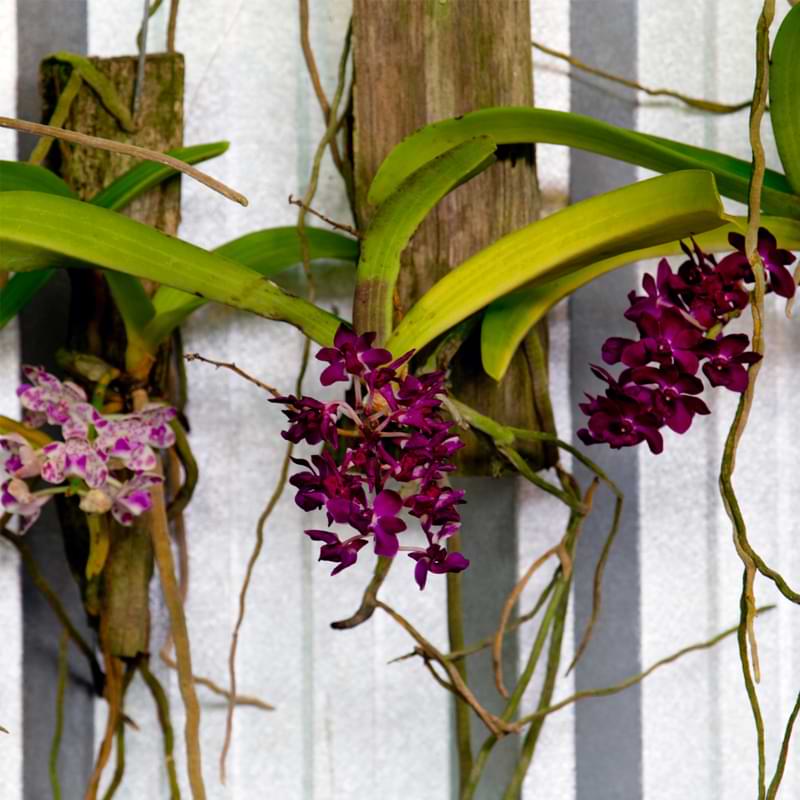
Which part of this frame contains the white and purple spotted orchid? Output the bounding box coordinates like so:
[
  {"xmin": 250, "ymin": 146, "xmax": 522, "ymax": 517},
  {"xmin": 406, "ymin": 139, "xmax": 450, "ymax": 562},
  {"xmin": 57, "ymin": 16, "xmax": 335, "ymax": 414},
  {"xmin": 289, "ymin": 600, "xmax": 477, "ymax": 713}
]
[
  {"xmin": 1, "ymin": 366, "xmax": 174, "ymax": 532},
  {"xmin": 272, "ymin": 324, "xmax": 469, "ymax": 590}
]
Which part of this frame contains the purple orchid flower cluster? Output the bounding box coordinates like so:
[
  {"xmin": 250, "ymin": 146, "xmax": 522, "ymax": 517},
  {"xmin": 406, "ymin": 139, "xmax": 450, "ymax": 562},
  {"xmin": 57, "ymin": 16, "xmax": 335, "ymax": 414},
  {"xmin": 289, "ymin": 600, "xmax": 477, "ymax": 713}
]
[
  {"xmin": 579, "ymin": 228, "xmax": 796, "ymax": 454},
  {"xmin": 272, "ymin": 324, "xmax": 469, "ymax": 590},
  {"xmin": 1, "ymin": 366, "xmax": 176, "ymax": 532}
]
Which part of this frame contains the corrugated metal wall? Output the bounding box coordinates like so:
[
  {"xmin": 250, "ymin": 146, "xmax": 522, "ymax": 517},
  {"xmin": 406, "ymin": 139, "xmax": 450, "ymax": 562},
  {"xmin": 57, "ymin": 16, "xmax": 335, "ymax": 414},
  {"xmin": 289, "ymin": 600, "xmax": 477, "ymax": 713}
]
[{"xmin": 0, "ymin": 1, "xmax": 798, "ymax": 798}]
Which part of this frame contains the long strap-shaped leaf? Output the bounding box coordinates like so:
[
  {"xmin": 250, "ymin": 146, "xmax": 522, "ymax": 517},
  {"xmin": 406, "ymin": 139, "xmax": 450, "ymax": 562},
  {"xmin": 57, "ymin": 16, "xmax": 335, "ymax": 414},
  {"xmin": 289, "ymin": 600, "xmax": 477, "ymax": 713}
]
[
  {"xmin": 146, "ymin": 227, "xmax": 359, "ymax": 346},
  {"xmin": 355, "ymin": 136, "xmax": 497, "ymax": 343},
  {"xmin": 0, "ymin": 192, "xmax": 340, "ymax": 345},
  {"xmin": 0, "ymin": 161, "xmax": 76, "ymax": 196},
  {"xmin": 385, "ymin": 171, "xmax": 729, "ymax": 357},
  {"xmin": 90, "ymin": 142, "xmax": 230, "ymax": 210},
  {"xmin": 0, "ymin": 145, "xmax": 228, "ymax": 330},
  {"xmin": 770, "ymin": 5, "xmax": 800, "ymax": 193},
  {"xmin": 481, "ymin": 216, "xmax": 800, "ymax": 380},
  {"xmin": 367, "ymin": 107, "xmax": 800, "ymax": 219},
  {"xmin": 0, "ymin": 271, "xmax": 56, "ymax": 328}
]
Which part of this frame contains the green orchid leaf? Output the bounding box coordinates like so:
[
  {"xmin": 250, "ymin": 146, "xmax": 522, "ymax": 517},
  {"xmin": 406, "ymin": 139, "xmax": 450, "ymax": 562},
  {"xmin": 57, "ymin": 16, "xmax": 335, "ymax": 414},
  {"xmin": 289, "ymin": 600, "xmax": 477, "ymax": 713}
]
[
  {"xmin": 214, "ymin": 226, "xmax": 359, "ymax": 276},
  {"xmin": 2, "ymin": 144, "xmax": 232, "ymax": 335},
  {"xmin": 481, "ymin": 216, "xmax": 800, "ymax": 381},
  {"xmin": 145, "ymin": 226, "xmax": 359, "ymax": 345},
  {"xmin": 355, "ymin": 136, "xmax": 497, "ymax": 343},
  {"xmin": 0, "ymin": 163, "xmax": 70, "ymax": 327},
  {"xmin": 0, "ymin": 162, "xmax": 75, "ymax": 329},
  {"xmin": 0, "ymin": 192, "xmax": 341, "ymax": 346},
  {"xmin": 0, "ymin": 271, "xmax": 56, "ymax": 328},
  {"xmin": 385, "ymin": 171, "xmax": 729, "ymax": 358},
  {"xmin": 0, "ymin": 161, "xmax": 76, "ymax": 197},
  {"xmin": 770, "ymin": 5, "xmax": 800, "ymax": 193},
  {"xmin": 90, "ymin": 142, "xmax": 230, "ymax": 211},
  {"xmin": 367, "ymin": 107, "xmax": 800, "ymax": 219}
]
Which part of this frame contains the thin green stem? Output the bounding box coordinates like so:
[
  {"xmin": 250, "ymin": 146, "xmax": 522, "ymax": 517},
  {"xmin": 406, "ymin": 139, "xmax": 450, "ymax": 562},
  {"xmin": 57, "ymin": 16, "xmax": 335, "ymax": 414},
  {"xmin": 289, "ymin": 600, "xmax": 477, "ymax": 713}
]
[
  {"xmin": 140, "ymin": 661, "xmax": 181, "ymax": 799},
  {"xmin": 446, "ymin": 533, "xmax": 473, "ymax": 784},
  {"xmin": 461, "ymin": 508, "xmax": 583, "ymax": 800},
  {"xmin": 100, "ymin": 723, "xmax": 126, "ymax": 800},
  {"xmin": 766, "ymin": 691, "xmax": 800, "ymax": 799},
  {"xmin": 502, "ymin": 580, "xmax": 569, "ymax": 800},
  {"xmin": 166, "ymin": 419, "xmax": 198, "ymax": 521},
  {"xmin": 49, "ymin": 630, "xmax": 69, "ymax": 800},
  {"xmin": 738, "ymin": 571, "xmax": 766, "ymax": 799}
]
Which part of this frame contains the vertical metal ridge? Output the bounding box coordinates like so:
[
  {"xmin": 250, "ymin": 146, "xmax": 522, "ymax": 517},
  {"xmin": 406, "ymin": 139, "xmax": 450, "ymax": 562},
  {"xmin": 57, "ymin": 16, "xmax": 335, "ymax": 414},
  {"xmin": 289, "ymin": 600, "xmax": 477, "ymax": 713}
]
[{"xmin": 568, "ymin": 2, "xmax": 643, "ymax": 799}]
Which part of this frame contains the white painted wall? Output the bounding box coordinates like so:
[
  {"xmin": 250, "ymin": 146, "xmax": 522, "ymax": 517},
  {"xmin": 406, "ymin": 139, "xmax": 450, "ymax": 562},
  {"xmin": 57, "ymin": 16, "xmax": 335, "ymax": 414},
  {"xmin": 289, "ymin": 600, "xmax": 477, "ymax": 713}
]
[
  {"xmin": 0, "ymin": 0, "xmax": 23, "ymax": 796},
  {"xmin": 1, "ymin": 1, "xmax": 798, "ymax": 798},
  {"xmin": 637, "ymin": 2, "xmax": 799, "ymax": 797}
]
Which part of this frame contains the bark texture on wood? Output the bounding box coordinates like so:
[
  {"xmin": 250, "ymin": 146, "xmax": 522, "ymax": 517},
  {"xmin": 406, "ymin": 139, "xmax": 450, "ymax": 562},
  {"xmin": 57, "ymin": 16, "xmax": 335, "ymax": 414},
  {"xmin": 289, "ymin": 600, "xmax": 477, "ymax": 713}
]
[
  {"xmin": 352, "ymin": 0, "xmax": 555, "ymax": 473},
  {"xmin": 41, "ymin": 54, "xmax": 184, "ymax": 228},
  {"xmin": 41, "ymin": 54, "xmax": 185, "ymax": 657}
]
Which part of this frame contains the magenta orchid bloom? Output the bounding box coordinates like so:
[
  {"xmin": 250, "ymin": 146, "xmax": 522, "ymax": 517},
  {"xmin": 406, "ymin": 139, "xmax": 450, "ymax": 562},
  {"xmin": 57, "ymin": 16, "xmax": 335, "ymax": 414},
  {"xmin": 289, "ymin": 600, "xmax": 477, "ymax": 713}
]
[
  {"xmin": 274, "ymin": 324, "xmax": 468, "ymax": 588},
  {"xmin": 579, "ymin": 231, "xmax": 793, "ymax": 454}
]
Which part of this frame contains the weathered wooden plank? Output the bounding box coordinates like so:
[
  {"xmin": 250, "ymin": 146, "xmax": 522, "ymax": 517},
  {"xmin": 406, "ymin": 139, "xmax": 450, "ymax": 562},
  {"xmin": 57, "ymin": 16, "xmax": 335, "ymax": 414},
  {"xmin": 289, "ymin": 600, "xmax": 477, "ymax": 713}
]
[
  {"xmin": 352, "ymin": 0, "xmax": 555, "ymax": 473},
  {"xmin": 39, "ymin": 55, "xmax": 184, "ymax": 660}
]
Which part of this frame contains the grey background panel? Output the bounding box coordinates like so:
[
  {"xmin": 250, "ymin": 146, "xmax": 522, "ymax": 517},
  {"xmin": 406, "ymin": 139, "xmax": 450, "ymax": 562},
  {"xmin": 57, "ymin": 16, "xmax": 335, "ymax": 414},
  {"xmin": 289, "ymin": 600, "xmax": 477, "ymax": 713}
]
[
  {"xmin": 15, "ymin": 3, "xmax": 95, "ymax": 798},
  {"xmin": 569, "ymin": 2, "xmax": 643, "ymax": 799}
]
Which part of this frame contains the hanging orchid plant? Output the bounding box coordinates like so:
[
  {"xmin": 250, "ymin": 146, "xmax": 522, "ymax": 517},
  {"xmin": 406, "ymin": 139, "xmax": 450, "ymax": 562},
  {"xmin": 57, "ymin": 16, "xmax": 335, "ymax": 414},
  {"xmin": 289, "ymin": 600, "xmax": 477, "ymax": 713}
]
[{"xmin": 0, "ymin": 3, "xmax": 798, "ymax": 800}]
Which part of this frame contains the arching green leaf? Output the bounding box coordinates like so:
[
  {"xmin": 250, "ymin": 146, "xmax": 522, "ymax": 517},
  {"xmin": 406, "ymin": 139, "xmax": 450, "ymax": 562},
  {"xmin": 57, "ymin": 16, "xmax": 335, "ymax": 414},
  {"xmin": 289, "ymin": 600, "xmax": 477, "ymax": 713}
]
[
  {"xmin": 481, "ymin": 216, "xmax": 800, "ymax": 381},
  {"xmin": 0, "ymin": 192, "xmax": 341, "ymax": 346},
  {"xmin": 355, "ymin": 136, "xmax": 497, "ymax": 343},
  {"xmin": 90, "ymin": 142, "xmax": 230, "ymax": 211},
  {"xmin": 0, "ymin": 161, "xmax": 75, "ymax": 197},
  {"xmin": 770, "ymin": 5, "xmax": 800, "ymax": 194},
  {"xmin": 214, "ymin": 226, "xmax": 359, "ymax": 275},
  {"xmin": 368, "ymin": 107, "xmax": 800, "ymax": 219},
  {"xmin": 146, "ymin": 226, "xmax": 359, "ymax": 345},
  {"xmin": 385, "ymin": 171, "xmax": 730, "ymax": 358},
  {"xmin": 0, "ymin": 271, "xmax": 56, "ymax": 328}
]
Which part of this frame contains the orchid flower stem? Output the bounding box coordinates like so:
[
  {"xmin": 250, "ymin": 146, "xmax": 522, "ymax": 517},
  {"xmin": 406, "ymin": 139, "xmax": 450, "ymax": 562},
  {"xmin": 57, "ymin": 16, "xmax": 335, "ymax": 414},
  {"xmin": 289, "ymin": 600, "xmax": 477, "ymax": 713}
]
[
  {"xmin": 0, "ymin": 520, "xmax": 105, "ymax": 694},
  {"xmin": 134, "ymin": 387, "xmax": 207, "ymax": 800},
  {"xmin": 446, "ymin": 533, "xmax": 473, "ymax": 784},
  {"xmin": 49, "ymin": 629, "xmax": 69, "ymax": 800},
  {"xmin": 139, "ymin": 660, "xmax": 181, "ymax": 799}
]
